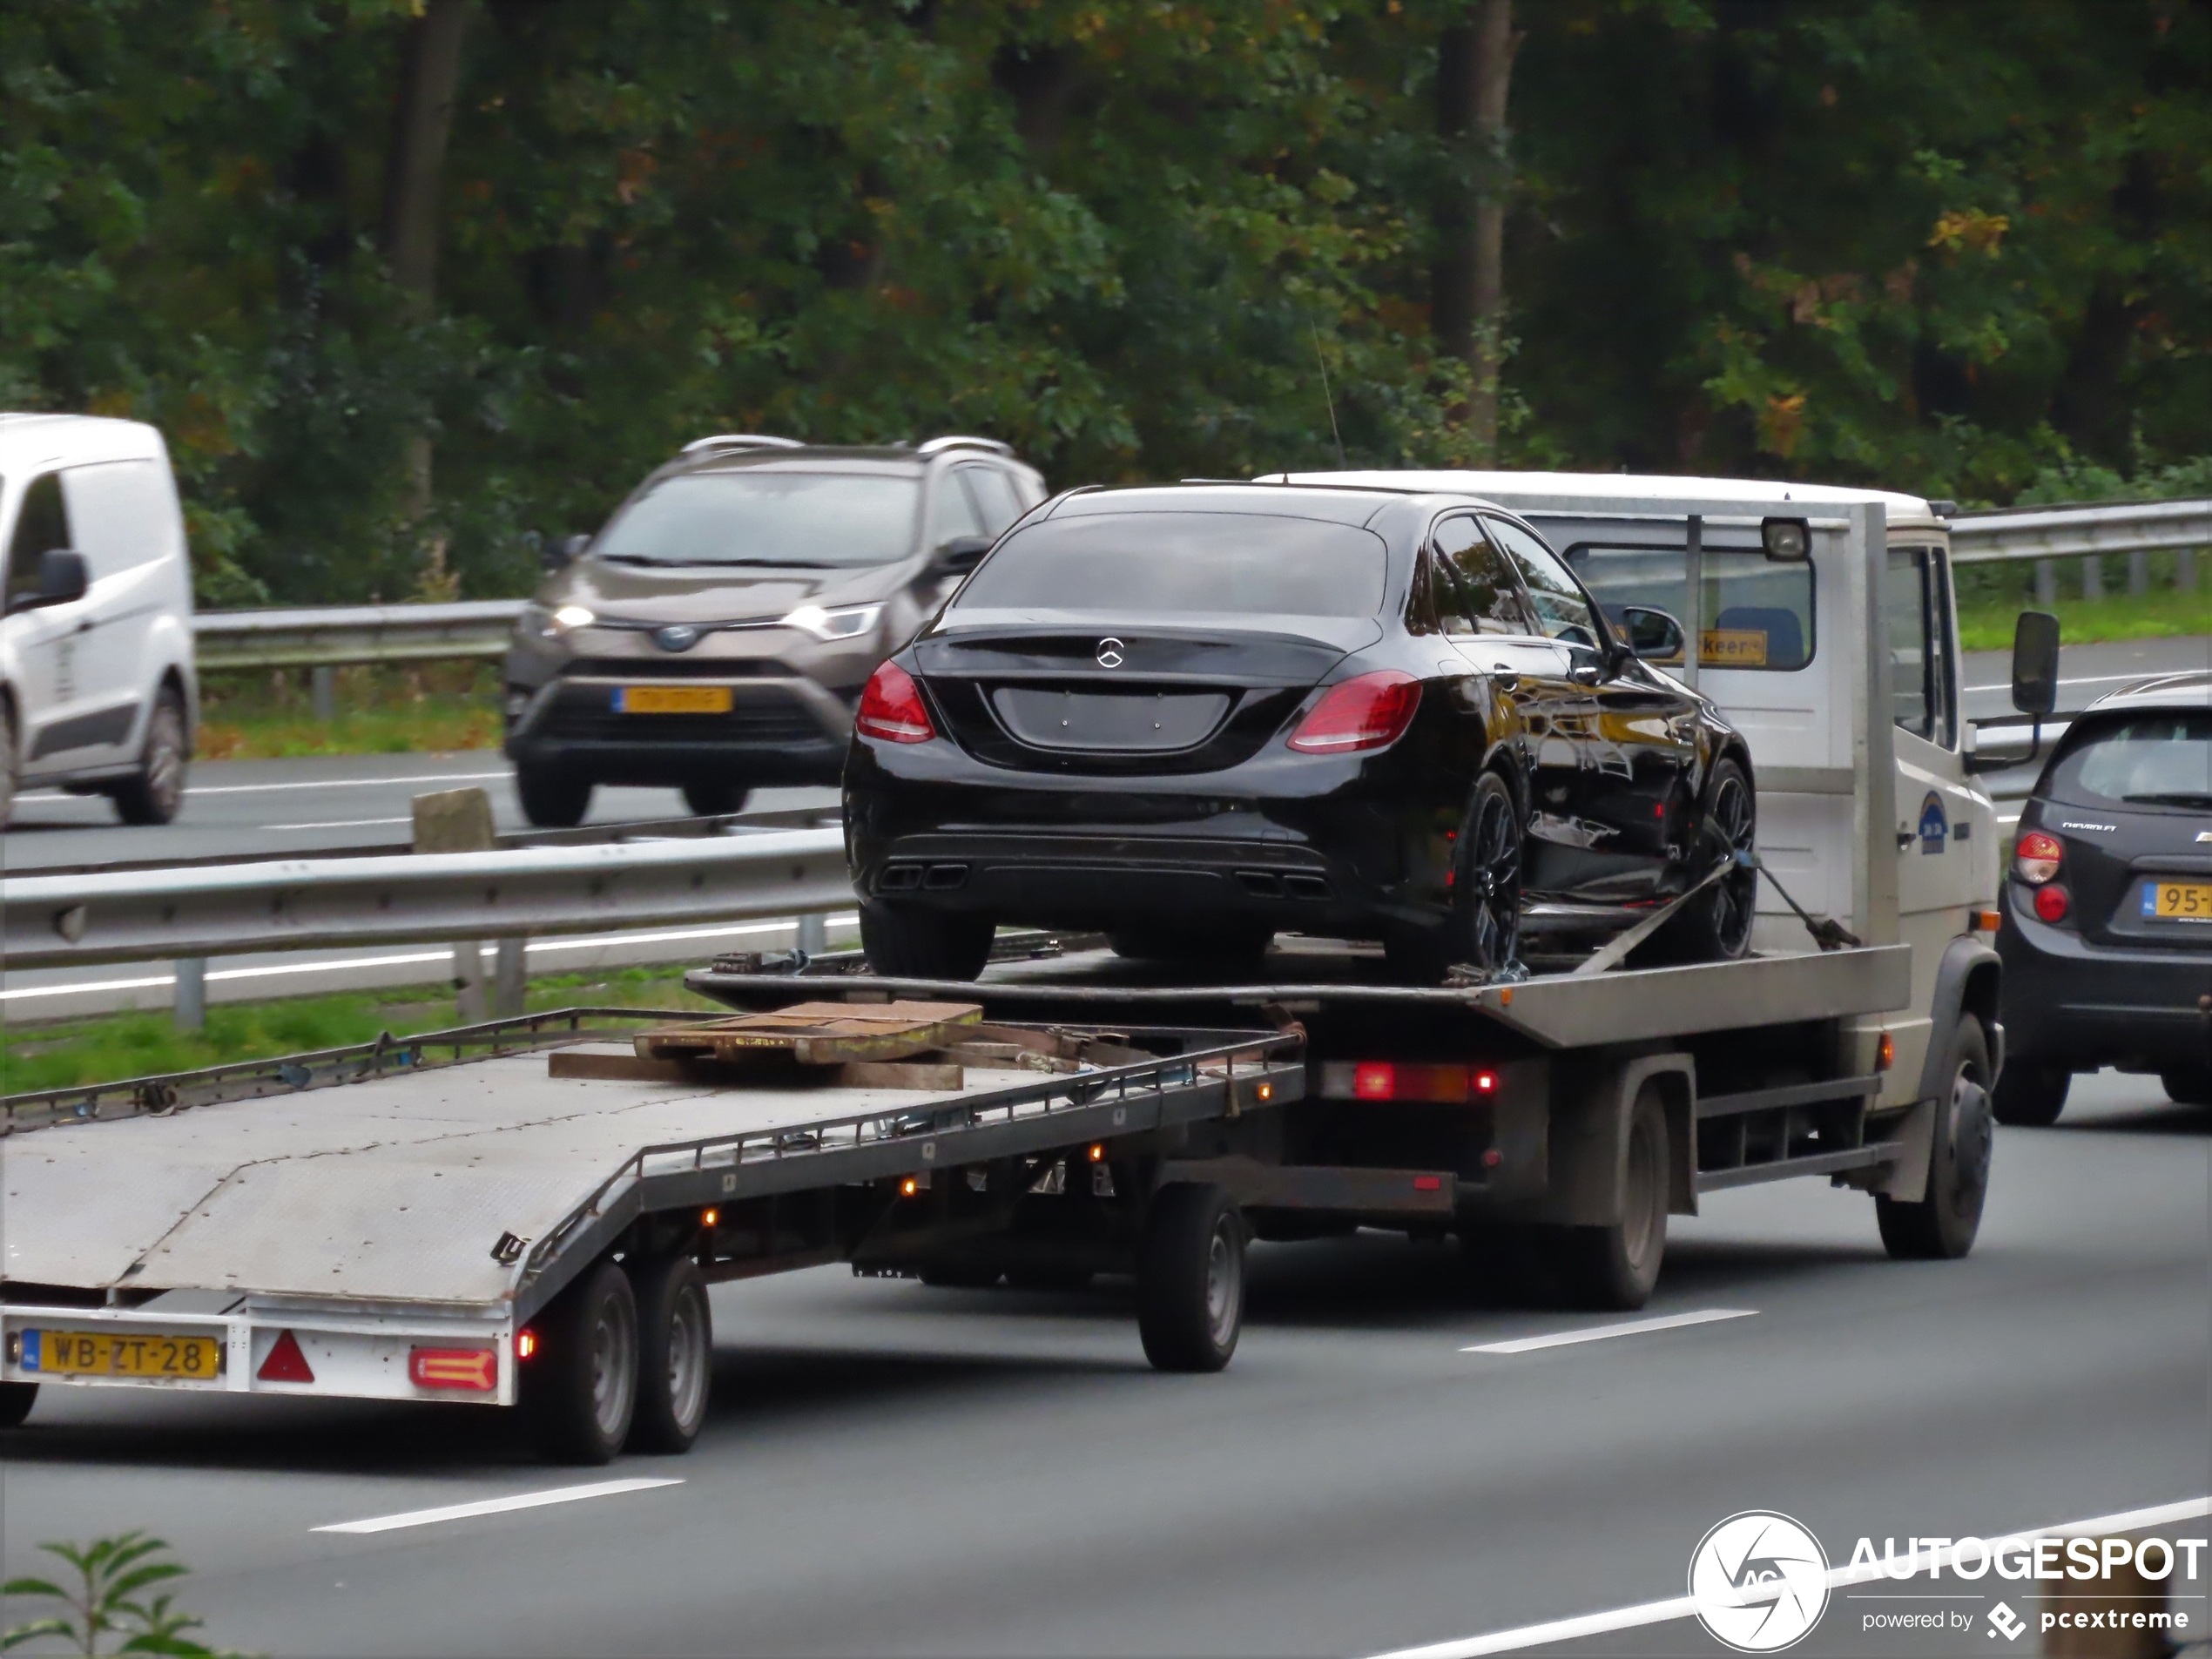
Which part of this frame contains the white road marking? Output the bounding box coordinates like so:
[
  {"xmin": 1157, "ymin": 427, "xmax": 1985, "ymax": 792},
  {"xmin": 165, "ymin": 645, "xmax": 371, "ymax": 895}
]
[
  {"xmin": 182, "ymin": 770, "xmax": 511, "ymax": 797},
  {"xmin": 1965, "ymin": 666, "xmax": 2204, "ymax": 696},
  {"xmin": 314, "ymin": 1477, "xmax": 683, "ymax": 1535},
  {"xmin": 1461, "ymin": 1308, "xmax": 1757, "ymax": 1354},
  {"xmin": 1365, "ymin": 1494, "xmax": 2212, "ymax": 1659},
  {"xmin": 264, "ymin": 817, "xmax": 416, "ymax": 832}
]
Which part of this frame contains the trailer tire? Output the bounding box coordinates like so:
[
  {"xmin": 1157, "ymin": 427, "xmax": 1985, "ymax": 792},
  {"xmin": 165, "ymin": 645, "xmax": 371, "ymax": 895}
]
[
  {"xmin": 1878, "ymin": 1017, "xmax": 1993, "ymax": 1261},
  {"xmin": 1137, "ymin": 1184, "xmax": 1244, "ymax": 1372},
  {"xmin": 860, "ymin": 903, "xmax": 995, "ymax": 981},
  {"xmin": 626, "ymin": 1256, "xmax": 711, "ymax": 1455},
  {"xmin": 0, "ymin": 1381, "xmax": 35, "ymax": 1428},
  {"xmin": 919, "ymin": 1264, "xmax": 1002, "ymax": 1288},
  {"xmin": 522, "ymin": 1259, "xmax": 638, "ymax": 1465},
  {"xmin": 1007, "ymin": 1265, "xmax": 1094, "ymax": 1292},
  {"xmin": 1548, "ymin": 1085, "xmax": 1669, "ymax": 1310},
  {"xmin": 1992, "ymin": 1060, "xmax": 2069, "ymax": 1126}
]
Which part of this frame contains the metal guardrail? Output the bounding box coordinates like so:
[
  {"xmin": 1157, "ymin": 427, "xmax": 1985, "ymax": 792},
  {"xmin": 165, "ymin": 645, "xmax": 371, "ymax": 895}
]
[
  {"xmin": 0, "ymin": 827, "xmax": 849, "ymax": 971},
  {"xmin": 193, "ymin": 600, "xmax": 525, "ymax": 670},
  {"xmin": 1948, "ymin": 498, "xmax": 2212, "ymax": 565}
]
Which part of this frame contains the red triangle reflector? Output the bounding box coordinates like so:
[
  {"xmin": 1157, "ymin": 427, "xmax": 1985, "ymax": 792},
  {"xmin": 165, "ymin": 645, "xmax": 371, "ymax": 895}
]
[{"xmin": 257, "ymin": 1329, "xmax": 314, "ymax": 1383}]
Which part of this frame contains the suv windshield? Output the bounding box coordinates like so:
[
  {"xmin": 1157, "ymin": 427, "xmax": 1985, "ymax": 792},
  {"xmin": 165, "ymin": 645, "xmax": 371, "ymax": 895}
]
[
  {"xmin": 954, "ymin": 512, "xmax": 1387, "ymax": 617},
  {"xmin": 594, "ymin": 472, "xmax": 919, "ymax": 569},
  {"xmin": 2047, "ymin": 711, "xmax": 2212, "ymax": 811}
]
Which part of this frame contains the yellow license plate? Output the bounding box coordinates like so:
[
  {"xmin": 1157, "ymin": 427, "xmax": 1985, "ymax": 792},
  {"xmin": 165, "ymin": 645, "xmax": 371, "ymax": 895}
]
[
  {"xmin": 2142, "ymin": 880, "xmax": 2212, "ymax": 922},
  {"xmin": 24, "ymin": 1329, "xmax": 224, "ymax": 1379},
  {"xmin": 614, "ymin": 685, "xmax": 732, "ymax": 715}
]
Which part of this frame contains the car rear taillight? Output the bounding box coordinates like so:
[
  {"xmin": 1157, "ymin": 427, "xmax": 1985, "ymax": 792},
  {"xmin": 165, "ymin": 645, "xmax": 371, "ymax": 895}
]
[
  {"xmin": 1287, "ymin": 671, "xmax": 1422, "ymax": 754},
  {"xmin": 2033, "ymin": 884, "xmax": 2070, "ymax": 923},
  {"xmin": 2013, "ymin": 830, "xmax": 2063, "ymax": 885},
  {"xmin": 857, "ymin": 661, "xmax": 934, "ymax": 744}
]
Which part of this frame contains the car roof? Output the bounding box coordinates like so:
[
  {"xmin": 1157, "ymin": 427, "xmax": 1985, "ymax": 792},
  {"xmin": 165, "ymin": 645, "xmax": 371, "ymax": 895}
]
[
  {"xmin": 1263, "ymin": 469, "xmax": 1946, "ymax": 529},
  {"xmin": 675, "ymin": 445, "xmax": 936, "ymax": 477},
  {"xmin": 2085, "ymin": 671, "xmax": 2212, "ymax": 715},
  {"xmin": 1048, "ymin": 482, "xmax": 1489, "ymax": 529},
  {"xmin": 0, "ymin": 412, "xmax": 169, "ymax": 472}
]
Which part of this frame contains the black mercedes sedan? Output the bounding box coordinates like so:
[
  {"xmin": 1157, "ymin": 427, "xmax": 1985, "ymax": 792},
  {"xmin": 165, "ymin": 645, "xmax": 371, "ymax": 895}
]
[{"xmin": 841, "ymin": 482, "xmax": 1757, "ymax": 981}]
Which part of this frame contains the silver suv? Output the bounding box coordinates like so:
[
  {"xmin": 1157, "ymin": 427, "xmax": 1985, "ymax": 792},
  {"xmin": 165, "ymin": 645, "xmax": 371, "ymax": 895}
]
[{"xmin": 502, "ymin": 435, "xmax": 1044, "ymax": 826}]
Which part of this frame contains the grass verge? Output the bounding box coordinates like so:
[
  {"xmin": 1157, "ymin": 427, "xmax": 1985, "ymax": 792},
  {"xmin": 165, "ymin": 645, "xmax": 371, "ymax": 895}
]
[
  {"xmin": 195, "ymin": 662, "xmax": 501, "ymax": 759},
  {"xmin": 1959, "ymin": 588, "xmax": 2212, "ymax": 653},
  {"xmin": 0, "ymin": 965, "xmax": 727, "ymax": 1096}
]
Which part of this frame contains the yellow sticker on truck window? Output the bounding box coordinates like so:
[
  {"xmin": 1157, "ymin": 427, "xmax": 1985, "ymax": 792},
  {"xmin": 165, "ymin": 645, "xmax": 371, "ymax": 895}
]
[{"xmin": 1699, "ymin": 629, "xmax": 1769, "ymax": 668}]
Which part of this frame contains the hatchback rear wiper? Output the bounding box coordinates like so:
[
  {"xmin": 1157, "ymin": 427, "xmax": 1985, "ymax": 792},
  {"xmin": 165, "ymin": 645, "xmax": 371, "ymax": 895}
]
[{"xmin": 2122, "ymin": 792, "xmax": 2212, "ymax": 807}]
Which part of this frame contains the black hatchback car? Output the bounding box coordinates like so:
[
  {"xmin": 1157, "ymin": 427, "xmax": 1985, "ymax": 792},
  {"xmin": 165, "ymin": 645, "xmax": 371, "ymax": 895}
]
[
  {"xmin": 842, "ymin": 483, "xmax": 1758, "ymax": 981},
  {"xmin": 1993, "ymin": 671, "xmax": 2212, "ymax": 1123}
]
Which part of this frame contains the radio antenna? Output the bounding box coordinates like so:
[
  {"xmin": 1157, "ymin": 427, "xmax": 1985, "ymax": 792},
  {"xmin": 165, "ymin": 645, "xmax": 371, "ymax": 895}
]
[{"xmin": 1311, "ymin": 321, "xmax": 1348, "ymax": 469}]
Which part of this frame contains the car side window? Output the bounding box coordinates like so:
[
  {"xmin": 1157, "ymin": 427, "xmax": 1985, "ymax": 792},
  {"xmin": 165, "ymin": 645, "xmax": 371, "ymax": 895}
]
[
  {"xmin": 5, "ymin": 472, "xmax": 70, "ymax": 610},
  {"xmin": 1885, "ymin": 547, "xmax": 1954, "ymax": 746},
  {"xmin": 1487, "ymin": 516, "xmax": 1601, "ymax": 651},
  {"xmin": 1432, "ymin": 514, "xmax": 1528, "ymax": 636},
  {"xmin": 962, "ymin": 466, "xmax": 1023, "ymax": 536},
  {"xmin": 927, "ymin": 469, "xmax": 988, "ymax": 548}
]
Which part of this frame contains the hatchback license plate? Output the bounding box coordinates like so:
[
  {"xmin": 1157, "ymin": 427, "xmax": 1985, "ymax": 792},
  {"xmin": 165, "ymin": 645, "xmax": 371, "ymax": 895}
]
[
  {"xmin": 23, "ymin": 1329, "xmax": 224, "ymax": 1379},
  {"xmin": 2142, "ymin": 880, "xmax": 2212, "ymax": 922},
  {"xmin": 614, "ymin": 685, "xmax": 732, "ymax": 715}
]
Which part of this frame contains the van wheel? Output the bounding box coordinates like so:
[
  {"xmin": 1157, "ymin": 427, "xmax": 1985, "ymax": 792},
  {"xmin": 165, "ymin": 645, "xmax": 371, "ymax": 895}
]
[
  {"xmin": 626, "ymin": 1256, "xmax": 711, "ymax": 1455},
  {"xmin": 1878, "ymin": 1018, "xmax": 1993, "ymax": 1260},
  {"xmin": 860, "ymin": 903, "xmax": 995, "ymax": 980},
  {"xmin": 1389, "ymin": 770, "xmax": 1521, "ymax": 982},
  {"xmin": 1548, "ymin": 1084, "xmax": 1669, "ymax": 1310},
  {"xmin": 0, "ymin": 701, "xmax": 16, "ymax": 830},
  {"xmin": 1137, "ymin": 1184, "xmax": 1244, "ymax": 1372},
  {"xmin": 0, "ymin": 1381, "xmax": 36, "ymax": 1428},
  {"xmin": 1649, "ymin": 758, "xmax": 1757, "ymax": 963},
  {"xmin": 517, "ymin": 765, "xmax": 592, "ymax": 828},
  {"xmin": 2162, "ymin": 1068, "xmax": 2211, "ymax": 1107},
  {"xmin": 522, "ymin": 1260, "xmax": 637, "ymax": 1464},
  {"xmin": 111, "ymin": 688, "xmax": 187, "ymax": 825},
  {"xmin": 1993, "ymin": 1061, "xmax": 2070, "ymax": 1126},
  {"xmin": 681, "ymin": 782, "xmax": 749, "ymax": 818}
]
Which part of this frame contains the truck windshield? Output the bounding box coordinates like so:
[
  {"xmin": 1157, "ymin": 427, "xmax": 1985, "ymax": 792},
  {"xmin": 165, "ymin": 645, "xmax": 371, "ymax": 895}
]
[
  {"xmin": 954, "ymin": 512, "xmax": 1387, "ymax": 617},
  {"xmin": 2047, "ymin": 712, "xmax": 2212, "ymax": 811},
  {"xmin": 593, "ymin": 472, "xmax": 919, "ymax": 569}
]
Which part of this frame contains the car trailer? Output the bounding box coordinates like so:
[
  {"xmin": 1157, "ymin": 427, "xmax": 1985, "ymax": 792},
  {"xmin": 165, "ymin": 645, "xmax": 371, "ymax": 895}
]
[{"xmin": 0, "ymin": 1006, "xmax": 1301, "ymax": 1463}]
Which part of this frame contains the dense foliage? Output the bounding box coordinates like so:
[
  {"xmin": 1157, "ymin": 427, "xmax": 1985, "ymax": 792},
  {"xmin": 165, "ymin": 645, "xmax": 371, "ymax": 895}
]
[{"xmin": 4, "ymin": 0, "xmax": 2206, "ymax": 604}]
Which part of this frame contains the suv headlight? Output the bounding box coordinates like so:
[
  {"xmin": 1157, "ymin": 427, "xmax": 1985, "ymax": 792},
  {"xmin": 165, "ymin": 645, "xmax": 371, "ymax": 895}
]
[
  {"xmin": 781, "ymin": 603, "xmax": 881, "ymax": 642},
  {"xmin": 521, "ymin": 603, "xmax": 597, "ymax": 639}
]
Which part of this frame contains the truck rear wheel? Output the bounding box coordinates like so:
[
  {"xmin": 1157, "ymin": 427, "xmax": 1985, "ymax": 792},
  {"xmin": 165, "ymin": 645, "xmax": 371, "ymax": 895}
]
[
  {"xmin": 1549, "ymin": 1085, "xmax": 1669, "ymax": 1310},
  {"xmin": 1992, "ymin": 1060, "xmax": 2069, "ymax": 1126},
  {"xmin": 0, "ymin": 1380, "xmax": 36, "ymax": 1428},
  {"xmin": 522, "ymin": 1259, "xmax": 638, "ymax": 1465},
  {"xmin": 1878, "ymin": 1018, "xmax": 1993, "ymax": 1261},
  {"xmin": 1137, "ymin": 1183, "xmax": 1244, "ymax": 1372},
  {"xmin": 626, "ymin": 1256, "xmax": 711, "ymax": 1455}
]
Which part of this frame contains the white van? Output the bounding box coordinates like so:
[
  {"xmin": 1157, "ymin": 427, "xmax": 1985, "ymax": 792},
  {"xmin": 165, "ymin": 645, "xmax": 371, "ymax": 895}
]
[{"xmin": 0, "ymin": 414, "xmax": 199, "ymax": 827}]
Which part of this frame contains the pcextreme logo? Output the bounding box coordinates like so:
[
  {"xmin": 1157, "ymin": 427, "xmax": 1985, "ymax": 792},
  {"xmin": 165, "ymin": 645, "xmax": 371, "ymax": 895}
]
[{"xmin": 1689, "ymin": 1512, "xmax": 1831, "ymax": 1652}]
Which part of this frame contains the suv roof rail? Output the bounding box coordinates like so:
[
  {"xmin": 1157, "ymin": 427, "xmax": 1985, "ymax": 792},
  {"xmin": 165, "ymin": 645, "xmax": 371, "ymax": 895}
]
[
  {"xmin": 917, "ymin": 435, "xmax": 1013, "ymax": 457},
  {"xmin": 681, "ymin": 433, "xmax": 805, "ymax": 455}
]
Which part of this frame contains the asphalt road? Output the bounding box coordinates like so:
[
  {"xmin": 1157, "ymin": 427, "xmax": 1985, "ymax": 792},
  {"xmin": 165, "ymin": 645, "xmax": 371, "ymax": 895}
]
[{"xmin": 4, "ymin": 1068, "xmax": 2203, "ymax": 1658}]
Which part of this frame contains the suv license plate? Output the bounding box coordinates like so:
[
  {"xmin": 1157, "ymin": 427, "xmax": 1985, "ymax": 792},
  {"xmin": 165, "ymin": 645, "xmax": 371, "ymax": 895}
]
[
  {"xmin": 22, "ymin": 1329, "xmax": 224, "ymax": 1379},
  {"xmin": 2142, "ymin": 880, "xmax": 2212, "ymax": 921},
  {"xmin": 614, "ymin": 685, "xmax": 733, "ymax": 715}
]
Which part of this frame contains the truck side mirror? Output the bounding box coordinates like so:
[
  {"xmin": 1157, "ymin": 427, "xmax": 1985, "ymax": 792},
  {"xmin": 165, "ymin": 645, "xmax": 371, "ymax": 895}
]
[
  {"xmin": 7, "ymin": 548, "xmax": 88, "ymax": 614},
  {"xmin": 543, "ymin": 533, "xmax": 590, "ymax": 571},
  {"xmin": 2010, "ymin": 610, "xmax": 2060, "ymax": 716},
  {"xmin": 927, "ymin": 535, "xmax": 994, "ymax": 578}
]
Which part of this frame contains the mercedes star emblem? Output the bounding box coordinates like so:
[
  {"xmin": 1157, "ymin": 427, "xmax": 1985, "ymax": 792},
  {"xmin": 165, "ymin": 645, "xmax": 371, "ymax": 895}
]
[{"xmin": 1096, "ymin": 637, "xmax": 1126, "ymax": 669}]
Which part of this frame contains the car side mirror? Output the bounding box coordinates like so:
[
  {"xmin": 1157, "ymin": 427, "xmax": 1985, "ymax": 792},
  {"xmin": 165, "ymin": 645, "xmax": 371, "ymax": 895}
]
[
  {"xmin": 543, "ymin": 533, "xmax": 590, "ymax": 571},
  {"xmin": 1612, "ymin": 604, "xmax": 1686, "ymax": 664},
  {"xmin": 7, "ymin": 548, "xmax": 88, "ymax": 614},
  {"xmin": 927, "ymin": 534, "xmax": 994, "ymax": 577},
  {"xmin": 2010, "ymin": 610, "xmax": 2060, "ymax": 716}
]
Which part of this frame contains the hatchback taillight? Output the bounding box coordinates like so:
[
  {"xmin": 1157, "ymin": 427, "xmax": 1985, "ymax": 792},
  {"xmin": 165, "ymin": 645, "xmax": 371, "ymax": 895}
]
[
  {"xmin": 1288, "ymin": 671, "xmax": 1422, "ymax": 754},
  {"xmin": 2013, "ymin": 830, "xmax": 2063, "ymax": 885},
  {"xmin": 857, "ymin": 661, "xmax": 934, "ymax": 744}
]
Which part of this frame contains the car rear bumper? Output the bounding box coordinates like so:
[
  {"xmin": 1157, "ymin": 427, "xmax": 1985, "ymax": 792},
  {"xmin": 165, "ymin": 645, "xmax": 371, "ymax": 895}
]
[
  {"xmin": 505, "ymin": 675, "xmax": 850, "ymax": 786},
  {"xmin": 1998, "ymin": 903, "xmax": 2212, "ymax": 1072}
]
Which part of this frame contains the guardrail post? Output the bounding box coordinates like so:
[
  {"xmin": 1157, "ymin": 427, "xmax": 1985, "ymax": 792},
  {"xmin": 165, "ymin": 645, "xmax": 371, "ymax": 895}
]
[
  {"xmin": 798, "ymin": 911, "xmax": 828, "ymax": 956},
  {"xmin": 2034, "ymin": 558, "xmax": 2057, "ymax": 608},
  {"xmin": 2080, "ymin": 552, "xmax": 2103, "ymax": 600},
  {"xmin": 492, "ymin": 935, "xmax": 526, "ymax": 1018},
  {"xmin": 2126, "ymin": 550, "xmax": 2149, "ymax": 597},
  {"xmin": 2179, "ymin": 547, "xmax": 2197, "ymax": 592},
  {"xmin": 311, "ymin": 664, "xmax": 337, "ymax": 722},
  {"xmin": 173, "ymin": 958, "xmax": 206, "ymax": 1032},
  {"xmin": 452, "ymin": 941, "xmax": 489, "ymax": 1022}
]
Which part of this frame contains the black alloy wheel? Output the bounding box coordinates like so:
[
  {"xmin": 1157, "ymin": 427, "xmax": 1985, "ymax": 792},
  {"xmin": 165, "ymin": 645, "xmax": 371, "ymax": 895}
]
[
  {"xmin": 1386, "ymin": 770, "xmax": 1523, "ymax": 983},
  {"xmin": 1650, "ymin": 757, "xmax": 1757, "ymax": 963}
]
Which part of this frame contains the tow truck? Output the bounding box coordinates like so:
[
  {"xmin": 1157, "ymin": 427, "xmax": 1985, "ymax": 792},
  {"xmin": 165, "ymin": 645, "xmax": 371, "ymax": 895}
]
[{"xmin": 0, "ymin": 477, "xmax": 2047, "ymax": 1464}]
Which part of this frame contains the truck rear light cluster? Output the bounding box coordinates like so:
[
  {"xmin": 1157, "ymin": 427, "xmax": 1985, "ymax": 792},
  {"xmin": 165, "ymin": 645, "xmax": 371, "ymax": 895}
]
[
  {"xmin": 857, "ymin": 661, "xmax": 935, "ymax": 744},
  {"xmin": 1287, "ymin": 671, "xmax": 1421, "ymax": 753},
  {"xmin": 2013, "ymin": 830, "xmax": 2063, "ymax": 885},
  {"xmin": 1320, "ymin": 1061, "xmax": 1497, "ymax": 1103},
  {"xmin": 409, "ymin": 1346, "xmax": 497, "ymax": 1392}
]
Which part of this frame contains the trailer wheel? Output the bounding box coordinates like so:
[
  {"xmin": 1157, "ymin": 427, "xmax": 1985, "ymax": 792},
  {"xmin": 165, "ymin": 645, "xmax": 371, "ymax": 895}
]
[
  {"xmin": 1007, "ymin": 1265, "xmax": 1095, "ymax": 1292},
  {"xmin": 0, "ymin": 1381, "xmax": 35, "ymax": 1428},
  {"xmin": 1137, "ymin": 1184, "xmax": 1244, "ymax": 1372},
  {"xmin": 626, "ymin": 1256, "xmax": 712, "ymax": 1455},
  {"xmin": 1550, "ymin": 1085, "xmax": 1669, "ymax": 1310},
  {"xmin": 1878, "ymin": 1018, "xmax": 1993, "ymax": 1261},
  {"xmin": 522, "ymin": 1259, "xmax": 638, "ymax": 1465},
  {"xmin": 919, "ymin": 1264, "xmax": 1002, "ymax": 1288}
]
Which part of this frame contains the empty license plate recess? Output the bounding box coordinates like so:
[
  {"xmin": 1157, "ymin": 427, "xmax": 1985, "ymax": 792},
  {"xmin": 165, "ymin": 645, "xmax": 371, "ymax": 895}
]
[{"xmin": 991, "ymin": 688, "xmax": 1230, "ymax": 752}]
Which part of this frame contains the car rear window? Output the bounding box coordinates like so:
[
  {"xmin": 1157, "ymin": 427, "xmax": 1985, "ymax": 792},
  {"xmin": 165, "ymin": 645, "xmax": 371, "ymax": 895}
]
[
  {"xmin": 595, "ymin": 471, "xmax": 919, "ymax": 568},
  {"xmin": 954, "ymin": 512, "xmax": 1387, "ymax": 617},
  {"xmin": 2047, "ymin": 711, "xmax": 2212, "ymax": 812}
]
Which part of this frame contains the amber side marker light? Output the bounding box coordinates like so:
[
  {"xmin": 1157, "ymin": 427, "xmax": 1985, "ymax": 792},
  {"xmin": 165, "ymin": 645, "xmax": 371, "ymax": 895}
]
[
  {"xmin": 409, "ymin": 1346, "xmax": 497, "ymax": 1392},
  {"xmin": 701, "ymin": 1208, "xmax": 719, "ymax": 1228},
  {"xmin": 900, "ymin": 1177, "xmax": 919, "ymax": 1197},
  {"xmin": 1876, "ymin": 1032, "xmax": 1895, "ymax": 1071}
]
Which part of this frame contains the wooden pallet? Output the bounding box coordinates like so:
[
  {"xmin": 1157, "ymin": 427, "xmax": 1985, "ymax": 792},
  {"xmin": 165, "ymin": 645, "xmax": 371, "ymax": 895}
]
[{"xmin": 632, "ymin": 1001, "xmax": 984, "ymax": 1067}]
